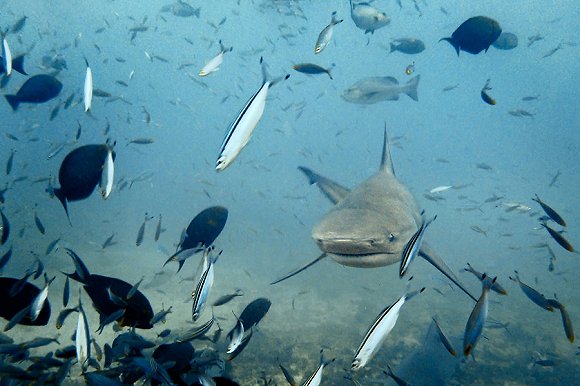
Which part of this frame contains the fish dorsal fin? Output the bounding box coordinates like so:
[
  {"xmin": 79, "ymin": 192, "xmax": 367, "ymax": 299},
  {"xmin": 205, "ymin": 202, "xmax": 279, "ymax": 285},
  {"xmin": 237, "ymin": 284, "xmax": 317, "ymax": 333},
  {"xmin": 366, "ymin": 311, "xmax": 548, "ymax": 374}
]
[{"xmin": 380, "ymin": 123, "xmax": 395, "ymax": 176}]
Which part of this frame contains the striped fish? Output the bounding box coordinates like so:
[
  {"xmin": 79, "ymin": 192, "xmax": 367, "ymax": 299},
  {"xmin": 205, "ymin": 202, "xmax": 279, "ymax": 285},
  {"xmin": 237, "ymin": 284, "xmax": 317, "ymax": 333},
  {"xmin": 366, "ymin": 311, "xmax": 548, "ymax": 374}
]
[
  {"xmin": 76, "ymin": 293, "xmax": 91, "ymax": 372},
  {"xmin": 83, "ymin": 59, "xmax": 93, "ymax": 112},
  {"xmin": 314, "ymin": 12, "xmax": 343, "ymax": 54},
  {"xmin": 352, "ymin": 288, "xmax": 424, "ymax": 370},
  {"xmin": 464, "ymin": 275, "xmax": 495, "ymax": 356},
  {"xmin": 215, "ymin": 57, "xmax": 289, "ymax": 171},
  {"xmin": 191, "ymin": 252, "xmax": 216, "ymax": 321},
  {"xmin": 100, "ymin": 148, "xmax": 114, "ymax": 199},
  {"xmin": 302, "ymin": 350, "xmax": 334, "ymax": 386},
  {"xmin": 199, "ymin": 40, "xmax": 233, "ymax": 77},
  {"xmin": 399, "ymin": 215, "xmax": 436, "ymax": 277},
  {"xmin": 2, "ymin": 35, "xmax": 12, "ymax": 76}
]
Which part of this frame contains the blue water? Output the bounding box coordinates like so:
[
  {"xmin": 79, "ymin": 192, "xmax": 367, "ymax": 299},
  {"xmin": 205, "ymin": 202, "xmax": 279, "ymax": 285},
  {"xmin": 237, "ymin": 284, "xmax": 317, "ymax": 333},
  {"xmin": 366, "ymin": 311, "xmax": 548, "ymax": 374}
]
[{"xmin": 0, "ymin": 0, "xmax": 578, "ymax": 384}]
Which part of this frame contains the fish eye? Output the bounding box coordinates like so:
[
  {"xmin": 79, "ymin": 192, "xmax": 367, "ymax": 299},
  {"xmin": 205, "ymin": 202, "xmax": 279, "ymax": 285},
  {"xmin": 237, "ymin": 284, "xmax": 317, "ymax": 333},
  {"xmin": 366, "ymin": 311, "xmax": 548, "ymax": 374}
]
[{"xmin": 388, "ymin": 233, "xmax": 396, "ymax": 242}]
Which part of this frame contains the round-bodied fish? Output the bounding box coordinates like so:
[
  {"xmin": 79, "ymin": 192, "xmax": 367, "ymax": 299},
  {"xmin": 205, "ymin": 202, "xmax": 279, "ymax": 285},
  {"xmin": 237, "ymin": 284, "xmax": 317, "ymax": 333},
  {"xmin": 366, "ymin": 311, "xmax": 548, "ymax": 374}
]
[
  {"xmin": 440, "ymin": 16, "xmax": 502, "ymax": 55},
  {"xmin": 4, "ymin": 74, "xmax": 63, "ymax": 111},
  {"xmin": 492, "ymin": 32, "xmax": 518, "ymax": 50},
  {"xmin": 350, "ymin": 0, "xmax": 390, "ymax": 34},
  {"xmin": 342, "ymin": 75, "xmax": 420, "ymax": 104},
  {"xmin": 390, "ymin": 38, "xmax": 425, "ymax": 54}
]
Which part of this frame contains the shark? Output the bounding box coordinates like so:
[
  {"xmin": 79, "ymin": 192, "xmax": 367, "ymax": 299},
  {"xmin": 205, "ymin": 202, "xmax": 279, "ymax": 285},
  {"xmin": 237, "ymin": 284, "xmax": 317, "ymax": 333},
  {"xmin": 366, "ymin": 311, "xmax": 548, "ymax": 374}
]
[{"xmin": 273, "ymin": 127, "xmax": 476, "ymax": 302}]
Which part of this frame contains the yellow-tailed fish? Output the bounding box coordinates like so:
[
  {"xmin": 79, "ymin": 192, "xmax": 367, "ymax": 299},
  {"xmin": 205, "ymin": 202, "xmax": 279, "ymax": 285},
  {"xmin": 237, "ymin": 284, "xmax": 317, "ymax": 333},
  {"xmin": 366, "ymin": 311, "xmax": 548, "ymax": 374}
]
[
  {"xmin": 464, "ymin": 275, "xmax": 495, "ymax": 356},
  {"xmin": 199, "ymin": 40, "xmax": 233, "ymax": 77},
  {"xmin": 533, "ymin": 194, "xmax": 566, "ymax": 227},
  {"xmin": 405, "ymin": 62, "xmax": 415, "ymax": 75},
  {"xmin": 509, "ymin": 270, "xmax": 554, "ymax": 311},
  {"xmin": 480, "ymin": 79, "xmax": 496, "ymax": 105},
  {"xmin": 540, "ymin": 223, "xmax": 575, "ymax": 253}
]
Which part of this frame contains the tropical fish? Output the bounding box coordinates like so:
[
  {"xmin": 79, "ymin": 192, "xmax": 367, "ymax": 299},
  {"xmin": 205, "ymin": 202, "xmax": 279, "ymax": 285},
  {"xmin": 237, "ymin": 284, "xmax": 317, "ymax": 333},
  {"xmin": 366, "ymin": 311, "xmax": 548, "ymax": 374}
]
[
  {"xmin": 315, "ymin": 12, "xmax": 343, "ymax": 54},
  {"xmin": 548, "ymin": 299, "xmax": 574, "ymax": 343},
  {"xmin": 481, "ymin": 79, "xmax": 496, "ymax": 105},
  {"xmin": 464, "ymin": 275, "xmax": 496, "ymax": 356},
  {"xmin": 432, "ymin": 317, "xmax": 457, "ymax": 356},
  {"xmin": 216, "ymin": 57, "xmax": 289, "ymax": 170},
  {"xmin": 532, "ymin": 194, "xmax": 566, "ymax": 227},
  {"xmin": 440, "ymin": 16, "xmax": 502, "ymax": 55},
  {"xmin": 238, "ymin": 297, "xmax": 271, "ymax": 329},
  {"xmin": 342, "ymin": 75, "xmax": 420, "ymax": 104},
  {"xmin": 30, "ymin": 274, "xmax": 55, "ymax": 322},
  {"xmin": 226, "ymin": 316, "xmax": 244, "ymax": 354},
  {"xmin": 4, "ymin": 74, "xmax": 63, "ymax": 111},
  {"xmin": 191, "ymin": 252, "xmax": 217, "ymax": 321},
  {"xmin": 352, "ymin": 288, "xmax": 424, "ymax": 369},
  {"xmin": 463, "ymin": 263, "xmax": 507, "ymax": 295},
  {"xmin": 199, "ymin": 40, "xmax": 233, "ymax": 77},
  {"xmin": 212, "ymin": 289, "xmax": 244, "ymax": 307},
  {"xmin": 405, "ymin": 62, "xmax": 415, "ymax": 75},
  {"xmin": 349, "ymin": 0, "xmax": 390, "ymax": 34},
  {"xmin": 0, "ymin": 277, "xmax": 51, "ymax": 327},
  {"xmin": 399, "ymin": 215, "xmax": 436, "ymax": 277}
]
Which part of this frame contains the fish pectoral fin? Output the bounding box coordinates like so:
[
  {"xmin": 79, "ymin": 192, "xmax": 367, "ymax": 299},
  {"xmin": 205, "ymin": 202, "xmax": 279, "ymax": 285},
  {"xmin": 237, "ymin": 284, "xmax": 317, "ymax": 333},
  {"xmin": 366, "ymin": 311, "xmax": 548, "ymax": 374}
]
[
  {"xmin": 419, "ymin": 242, "xmax": 477, "ymax": 302},
  {"xmin": 298, "ymin": 167, "xmax": 350, "ymax": 204},
  {"xmin": 270, "ymin": 253, "xmax": 327, "ymax": 285}
]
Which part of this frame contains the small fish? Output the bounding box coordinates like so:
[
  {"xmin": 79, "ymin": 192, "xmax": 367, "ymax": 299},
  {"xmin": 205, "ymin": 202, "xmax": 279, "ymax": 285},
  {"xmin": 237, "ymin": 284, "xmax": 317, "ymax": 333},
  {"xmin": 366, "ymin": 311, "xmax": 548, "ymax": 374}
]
[
  {"xmin": 75, "ymin": 122, "xmax": 82, "ymax": 140},
  {"xmin": 315, "ymin": 12, "xmax": 343, "ymax": 54},
  {"xmin": 532, "ymin": 194, "xmax": 566, "ymax": 227},
  {"xmin": 107, "ymin": 287, "xmax": 127, "ymax": 307},
  {"xmin": 83, "ymin": 59, "xmax": 93, "ymax": 112},
  {"xmin": 128, "ymin": 138, "xmax": 155, "ymax": 145},
  {"xmin": 0, "ymin": 208, "xmax": 9, "ymax": 245},
  {"xmin": 302, "ymin": 350, "xmax": 334, "ymax": 386},
  {"xmin": 509, "ymin": 271, "xmax": 554, "ymax": 311},
  {"xmin": 154, "ymin": 214, "xmax": 163, "ymax": 242},
  {"xmin": 542, "ymin": 44, "xmax": 562, "ymax": 59},
  {"xmin": 191, "ymin": 252, "xmax": 217, "ymax": 321},
  {"xmin": 548, "ymin": 299, "xmax": 574, "ymax": 343},
  {"xmin": 352, "ymin": 288, "xmax": 425, "ymax": 369},
  {"xmin": 76, "ymin": 293, "xmax": 91, "ymax": 372},
  {"xmin": 293, "ymin": 63, "xmax": 334, "ymax": 79},
  {"xmin": 6, "ymin": 149, "xmax": 15, "ymax": 175},
  {"xmin": 400, "ymin": 215, "xmax": 436, "ymax": 277},
  {"xmin": 480, "ymin": 79, "xmax": 496, "ymax": 105},
  {"xmin": 522, "ymin": 95, "xmax": 540, "ymax": 101},
  {"xmin": 199, "ymin": 40, "xmax": 233, "ymax": 77},
  {"xmin": 279, "ymin": 362, "xmax": 297, "ymax": 386},
  {"xmin": 405, "ymin": 62, "xmax": 415, "ymax": 75},
  {"xmin": 10, "ymin": 16, "xmax": 28, "ymax": 33},
  {"xmin": 149, "ymin": 305, "xmax": 173, "ymax": 326},
  {"xmin": 212, "ymin": 289, "xmax": 244, "ymax": 307},
  {"xmin": 432, "ymin": 317, "xmax": 457, "ymax": 356},
  {"xmin": 100, "ymin": 148, "xmax": 114, "ymax": 199},
  {"xmin": 30, "ymin": 275, "xmax": 55, "ymax": 321},
  {"xmin": 0, "ymin": 248, "xmax": 12, "ymax": 272},
  {"xmin": 157, "ymin": 329, "xmax": 171, "ymax": 338},
  {"xmin": 95, "ymin": 309, "xmax": 125, "ymax": 335},
  {"xmin": 463, "ymin": 263, "xmax": 507, "ymax": 295},
  {"xmin": 464, "ymin": 275, "xmax": 495, "ymax": 356},
  {"xmin": 226, "ymin": 316, "xmax": 245, "ymax": 354},
  {"xmin": 2, "ymin": 35, "xmax": 13, "ymax": 77},
  {"xmin": 442, "ymin": 84, "xmax": 459, "ymax": 92},
  {"xmin": 127, "ymin": 276, "xmax": 145, "ymax": 300},
  {"xmin": 541, "ymin": 223, "xmax": 575, "ymax": 253},
  {"xmin": 548, "ymin": 170, "xmax": 561, "ymax": 187},
  {"xmin": 216, "ymin": 57, "xmax": 289, "ymax": 170},
  {"xmin": 63, "ymin": 276, "xmax": 70, "ymax": 307},
  {"xmin": 101, "ymin": 233, "xmax": 117, "ymax": 249},
  {"xmin": 49, "ymin": 104, "xmax": 61, "ymax": 121},
  {"xmin": 429, "ymin": 185, "xmax": 452, "ymax": 193},
  {"xmin": 64, "ymin": 93, "xmax": 76, "ymax": 109},
  {"xmin": 4, "ymin": 304, "xmax": 33, "ymax": 332},
  {"xmin": 34, "ymin": 212, "xmax": 46, "ymax": 235},
  {"xmin": 470, "ymin": 225, "xmax": 487, "ymax": 236},
  {"xmin": 55, "ymin": 308, "xmax": 75, "ymax": 329},
  {"xmin": 136, "ymin": 213, "xmax": 151, "ymax": 247}
]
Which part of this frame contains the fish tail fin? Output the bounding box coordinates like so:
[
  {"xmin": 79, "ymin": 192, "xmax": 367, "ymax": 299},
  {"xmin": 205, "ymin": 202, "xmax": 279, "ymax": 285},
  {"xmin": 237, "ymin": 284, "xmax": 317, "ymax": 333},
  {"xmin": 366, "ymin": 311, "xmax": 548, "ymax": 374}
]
[
  {"xmin": 390, "ymin": 43, "xmax": 396, "ymax": 53},
  {"xmin": 54, "ymin": 188, "xmax": 72, "ymax": 226},
  {"xmin": 194, "ymin": 7, "xmax": 201, "ymax": 18},
  {"xmin": 327, "ymin": 67, "xmax": 333, "ymax": 80},
  {"xmin": 63, "ymin": 248, "xmax": 91, "ymax": 283},
  {"xmin": 260, "ymin": 56, "xmax": 268, "ymax": 84},
  {"xmin": 269, "ymin": 74, "xmax": 290, "ymax": 88},
  {"xmin": 4, "ymin": 94, "xmax": 19, "ymax": 111},
  {"xmin": 380, "ymin": 123, "xmax": 395, "ymax": 175},
  {"xmin": 176, "ymin": 259, "xmax": 185, "ymax": 273},
  {"xmin": 405, "ymin": 75, "xmax": 420, "ymax": 102},
  {"xmin": 440, "ymin": 37, "xmax": 460, "ymax": 56},
  {"xmin": 330, "ymin": 12, "xmax": 343, "ymax": 25},
  {"xmin": 12, "ymin": 55, "xmax": 26, "ymax": 75}
]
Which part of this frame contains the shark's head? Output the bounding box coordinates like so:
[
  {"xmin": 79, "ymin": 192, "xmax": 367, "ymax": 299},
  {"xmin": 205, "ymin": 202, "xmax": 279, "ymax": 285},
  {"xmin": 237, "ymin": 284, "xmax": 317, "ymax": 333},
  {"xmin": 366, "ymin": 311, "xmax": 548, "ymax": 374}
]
[{"xmin": 312, "ymin": 206, "xmax": 418, "ymax": 268}]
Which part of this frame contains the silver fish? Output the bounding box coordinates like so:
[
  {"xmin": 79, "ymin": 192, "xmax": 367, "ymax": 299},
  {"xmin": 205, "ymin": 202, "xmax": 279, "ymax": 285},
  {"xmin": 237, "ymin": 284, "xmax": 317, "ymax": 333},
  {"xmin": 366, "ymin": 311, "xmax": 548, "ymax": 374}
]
[
  {"xmin": 315, "ymin": 12, "xmax": 343, "ymax": 54},
  {"xmin": 352, "ymin": 288, "xmax": 424, "ymax": 369},
  {"xmin": 509, "ymin": 271, "xmax": 554, "ymax": 311},
  {"xmin": 226, "ymin": 316, "xmax": 245, "ymax": 354},
  {"xmin": 464, "ymin": 263, "xmax": 507, "ymax": 295},
  {"xmin": 216, "ymin": 57, "xmax": 289, "ymax": 171},
  {"xmin": 350, "ymin": 0, "xmax": 390, "ymax": 34},
  {"xmin": 464, "ymin": 275, "xmax": 495, "ymax": 356},
  {"xmin": 100, "ymin": 148, "xmax": 114, "ymax": 199},
  {"xmin": 30, "ymin": 275, "xmax": 54, "ymax": 322},
  {"xmin": 342, "ymin": 75, "xmax": 420, "ymax": 104},
  {"xmin": 302, "ymin": 350, "xmax": 334, "ymax": 386},
  {"xmin": 199, "ymin": 40, "xmax": 233, "ymax": 76},
  {"xmin": 191, "ymin": 253, "xmax": 216, "ymax": 321},
  {"xmin": 399, "ymin": 215, "xmax": 436, "ymax": 277},
  {"xmin": 76, "ymin": 293, "xmax": 91, "ymax": 372},
  {"xmin": 83, "ymin": 59, "xmax": 92, "ymax": 112},
  {"xmin": 432, "ymin": 317, "xmax": 457, "ymax": 357},
  {"xmin": 56, "ymin": 307, "xmax": 77, "ymax": 329}
]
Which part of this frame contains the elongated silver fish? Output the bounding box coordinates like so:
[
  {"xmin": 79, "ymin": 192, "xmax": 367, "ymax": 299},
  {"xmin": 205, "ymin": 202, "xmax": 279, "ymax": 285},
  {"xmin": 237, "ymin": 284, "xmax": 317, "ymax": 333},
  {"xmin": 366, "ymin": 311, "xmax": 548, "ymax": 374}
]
[
  {"xmin": 464, "ymin": 275, "xmax": 495, "ymax": 356},
  {"xmin": 216, "ymin": 57, "xmax": 289, "ymax": 171},
  {"xmin": 509, "ymin": 271, "xmax": 554, "ymax": 311},
  {"xmin": 226, "ymin": 316, "xmax": 244, "ymax": 354},
  {"xmin": 432, "ymin": 317, "xmax": 457, "ymax": 356},
  {"xmin": 100, "ymin": 148, "xmax": 114, "ymax": 199},
  {"xmin": 30, "ymin": 275, "xmax": 54, "ymax": 321},
  {"xmin": 464, "ymin": 263, "xmax": 507, "ymax": 295},
  {"xmin": 532, "ymin": 194, "xmax": 566, "ymax": 227},
  {"xmin": 399, "ymin": 215, "xmax": 436, "ymax": 277},
  {"xmin": 84, "ymin": 59, "xmax": 93, "ymax": 112},
  {"xmin": 352, "ymin": 288, "xmax": 424, "ymax": 369},
  {"xmin": 315, "ymin": 12, "xmax": 343, "ymax": 54},
  {"xmin": 302, "ymin": 350, "xmax": 334, "ymax": 386},
  {"xmin": 149, "ymin": 305, "xmax": 172, "ymax": 325},
  {"xmin": 199, "ymin": 40, "xmax": 233, "ymax": 76},
  {"xmin": 191, "ymin": 252, "xmax": 216, "ymax": 321},
  {"xmin": 76, "ymin": 294, "xmax": 91, "ymax": 372},
  {"xmin": 2, "ymin": 35, "xmax": 12, "ymax": 76}
]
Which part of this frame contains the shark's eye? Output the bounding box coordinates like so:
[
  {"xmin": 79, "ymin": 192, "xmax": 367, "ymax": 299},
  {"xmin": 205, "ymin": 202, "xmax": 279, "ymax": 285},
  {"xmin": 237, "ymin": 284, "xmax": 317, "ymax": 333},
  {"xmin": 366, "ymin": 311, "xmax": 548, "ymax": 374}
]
[{"xmin": 388, "ymin": 233, "xmax": 396, "ymax": 242}]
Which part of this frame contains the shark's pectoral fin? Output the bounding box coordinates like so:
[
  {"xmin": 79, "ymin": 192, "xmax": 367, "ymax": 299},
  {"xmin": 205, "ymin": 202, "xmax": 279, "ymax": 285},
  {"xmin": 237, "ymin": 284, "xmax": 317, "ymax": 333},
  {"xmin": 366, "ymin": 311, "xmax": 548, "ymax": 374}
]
[
  {"xmin": 419, "ymin": 242, "xmax": 477, "ymax": 302},
  {"xmin": 270, "ymin": 253, "xmax": 327, "ymax": 285},
  {"xmin": 298, "ymin": 167, "xmax": 350, "ymax": 205}
]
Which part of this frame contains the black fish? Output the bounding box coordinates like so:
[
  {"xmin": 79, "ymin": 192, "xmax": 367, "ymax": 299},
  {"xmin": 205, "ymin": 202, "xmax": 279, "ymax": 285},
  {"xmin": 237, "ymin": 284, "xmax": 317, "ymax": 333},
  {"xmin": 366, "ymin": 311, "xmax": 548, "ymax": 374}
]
[
  {"xmin": 4, "ymin": 74, "xmax": 62, "ymax": 111},
  {"xmin": 6, "ymin": 149, "xmax": 14, "ymax": 175},
  {"xmin": 0, "ymin": 54, "xmax": 26, "ymax": 75},
  {"xmin": 492, "ymin": 32, "xmax": 518, "ymax": 50},
  {"xmin": 152, "ymin": 342, "xmax": 195, "ymax": 383},
  {"xmin": 533, "ymin": 194, "xmax": 566, "ymax": 227},
  {"xmin": 52, "ymin": 144, "xmax": 115, "ymax": 222},
  {"xmin": 10, "ymin": 16, "xmax": 28, "ymax": 33},
  {"xmin": 64, "ymin": 249, "xmax": 154, "ymax": 329},
  {"xmin": 0, "ymin": 277, "xmax": 50, "ymax": 326},
  {"xmin": 0, "ymin": 209, "xmax": 9, "ymax": 245},
  {"xmin": 239, "ymin": 298, "xmax": 271, "ymax": 329},
  {"xmin": 440, "ymin": 16, "xmax": 502, "ymax": 55},
  {"xmin": 34, "ymin": 212, "xmax": 46, "ymax": 235}
]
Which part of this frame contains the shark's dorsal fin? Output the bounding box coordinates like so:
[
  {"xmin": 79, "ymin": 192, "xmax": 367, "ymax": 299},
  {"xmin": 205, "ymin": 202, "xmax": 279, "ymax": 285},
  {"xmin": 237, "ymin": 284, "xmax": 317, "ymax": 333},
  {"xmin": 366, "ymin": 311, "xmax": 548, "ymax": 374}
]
[{"xmin": 380, "ymin": 123, "xmax": 395, "ymax": 176}]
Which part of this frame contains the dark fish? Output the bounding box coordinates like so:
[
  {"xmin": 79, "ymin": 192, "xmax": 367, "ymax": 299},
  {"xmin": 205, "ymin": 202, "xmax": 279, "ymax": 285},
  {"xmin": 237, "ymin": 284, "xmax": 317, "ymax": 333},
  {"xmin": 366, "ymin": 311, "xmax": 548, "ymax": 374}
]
[
  {"xmin": 481, "ymin": 79, "xmax": 496, "ymax": 105},
  {"xmin": 440, "ymin": 16, "xmax": 502, "ymax": 55},
  {"xmin": 136, "ymin": 213, "xmax": 152, "ymax": 247},
  {"xmin": 92, "ymin": 89, "xmax": 111, "ymax": 98},
  {"xmin": 279, "ymin": 362, "xmax": 297, "ymax": 386},
  {"xmin": 160, "ymin": 1, "xmax": 201, "ymax": 17},
  {"xmin": 34, "ymin": 212, "xmax": 46, "ymax": 235},
  {"xmin": 63, "ymin": 276, "xmax": 70, "ymax": 307},
  {"xmin": 101, "ymin": 233, "xmax": 117, "ymax": 249},
  {"xmin": 4, "ymin": 74, "xmax": 63, "ymax": 111},
  {"xmin": 164, "ymin": 206, "xmax": 228, "ymax": 272},
  {"xmin": 154, "ymin": 214, "xmax": 163, "ymax": 242},
  {"xmin": 383, "ymin": 363, "xmax": 410, "ymax": 386},
  {"xmin": 492, "ymin": 32, "xmax": 518, "ymax": 50},
  {"xmin": 6, "ymin": 149, "xmax": 14, "ymax": 175},
  {"xmin": 548, "ymin": 299, "xmax": 575, "ymax": 343},
  {"xmin": 96, "ymin": 309, "xmax": 126, "ymax": 334},
  {"xmin": 10, "ymin": 16, "xmax": 28, "ymax": 33},
  {"xmin": 293, "ymin": 63, "xmax": 334, "ymax": 79},
  {"xmin": 127, "ymin": 137, "xmax": 155, "ymax": 145},
  {"xmin": 238, "ymin": 298, "xmax": 271, "ymax": 329},
  {"xmin": 532, "ymin": 194, "xmax": 566, "ymax": 227},
  {"xmin": 152, "ymin": 342, "xmax": 195, "ymax": 383},
  {"xmin": 0, "ymin": 277, "xmax": 51, "ymax": 326},
  {"xmin": 52, "ymin": 144, "xmax": 115, "ymax": 222},
  {"xmin": 157, "ymin": 329, "xmax": 171, "ymax": 338},
  {"xmin": 75, "ymin": 121, "xmax": 82, "ymax": 140},
  {"xmin": 509, "ymin": 271, "xmax": 554, "ymax": 311},
  {"xmin": 432, "ymin": 317, "xmax": 457, "ymax": 357},
  {"xmin": 0, "ymin": 209, "xmax": 9, "ymax": 245},
  {"xmin": 463, "ymin": 263, "xmax": 507, "ymax": 295},
  {"xmin": 212, "ymin": 289, "xmax": 244, "ymax": 307},
  {"xmin": 390, "ymin": 38, "xmax": 425, "ymax": 54},
  {"xmin": 541, "ymin": 223, "xmax": 575, "ymax": 253},
  {"xmin": 49, "ymin": 104, "xmax": 60, "ymax": 121},
  {"xmin": 64, "ymin": 249, "xmax": 154, "ymax": 329},
  {"xmin": 63, "ymin": 93, "xmax": 76, "ymax": 109},
  {"xmin": 0, "ymin": 247, "xmax": 12, "ymax": 272}
]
